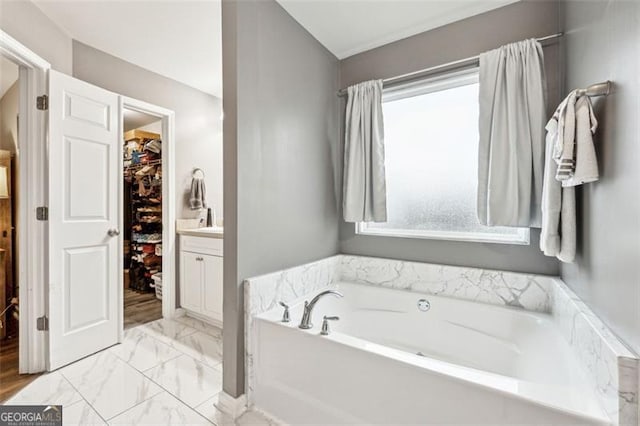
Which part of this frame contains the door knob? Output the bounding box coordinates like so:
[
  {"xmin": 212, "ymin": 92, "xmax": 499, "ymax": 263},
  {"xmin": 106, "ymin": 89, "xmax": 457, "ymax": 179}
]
[{"xmin": 107, "ymin": 228, "xmax": 120, "ymax": 237}]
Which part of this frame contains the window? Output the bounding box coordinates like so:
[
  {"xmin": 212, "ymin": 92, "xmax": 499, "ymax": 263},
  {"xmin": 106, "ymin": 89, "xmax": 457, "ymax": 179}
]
[{"xmin": 357, "ymin": 69, "xmax": 529, "ymax": 245}]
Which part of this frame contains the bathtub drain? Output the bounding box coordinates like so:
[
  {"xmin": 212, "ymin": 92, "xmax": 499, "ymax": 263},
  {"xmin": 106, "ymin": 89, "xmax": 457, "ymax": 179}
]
[{"xmin": 417, "ymin": 299, "xmax": 431, "ymax": 312}]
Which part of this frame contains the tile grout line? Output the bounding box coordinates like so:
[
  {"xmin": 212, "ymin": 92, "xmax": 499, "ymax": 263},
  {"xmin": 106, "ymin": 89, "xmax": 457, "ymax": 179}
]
[
  {"xmin": 123, "ymin": 358, "xmax": 218, "ymax": 425},
  {"xmin": 58, "ymin": 371, "xmax": 110, "ymax": 425},
  {"xmin": 60, "ymin": 351, "xmax": 164, "ymax": 424},
  {"xmin": 114, "ymin": 321, "xmax": 222, "ymax": 424}
]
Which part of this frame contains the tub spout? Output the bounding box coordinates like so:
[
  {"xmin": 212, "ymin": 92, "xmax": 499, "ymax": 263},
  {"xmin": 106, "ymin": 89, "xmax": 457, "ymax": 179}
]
[{"xmin": 298, "ymin": 290, "xmax": 343, "ymax": 329}]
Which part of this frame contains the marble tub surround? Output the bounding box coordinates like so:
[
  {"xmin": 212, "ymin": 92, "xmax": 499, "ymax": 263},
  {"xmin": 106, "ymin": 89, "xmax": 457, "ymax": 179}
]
[
  {"xmin": 244, "ymin": 255, "xmax": 341, "ymax": 399},
  {"xmin": 4, "ymin": 317, "xmax": 273, "ymax": 426},
  {"xmin": 552, "ymin": 279, "xmax": 639, "ymax": 425},
  {"xmin": 340, "ymin": 255, "xmax": 553, "ymax": 312},
  {"xmin": 245, "ymin": 254, "xmax": 639, "ymax": 425}
]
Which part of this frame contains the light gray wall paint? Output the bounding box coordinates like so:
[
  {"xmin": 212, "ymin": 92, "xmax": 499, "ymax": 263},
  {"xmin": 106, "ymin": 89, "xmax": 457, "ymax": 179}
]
[
  {"xmin": 0, "ymin": 0, "xmax": 72, "ymax": 73},
  {"xmin": 560, "ymin": 0, "xmax": 640, "ymax": 355},
  {"xmin": 72, "ymin": 41, "xmax": 223, "ymax": 221},
  {"xmin": 222, "ymin": 0, "xmax": 340, "ymax": 396},
  {"xmin": 338, "ymin": 0, "xmax": 562, "ymax": 275}
]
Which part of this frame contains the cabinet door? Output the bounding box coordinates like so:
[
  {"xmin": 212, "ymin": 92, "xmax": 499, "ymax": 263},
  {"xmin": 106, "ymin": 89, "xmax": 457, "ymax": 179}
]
[
  {"xmin": 181, "ymin": 251, "xmax": 203, "ymax": 312},
  {"xmin": 202, "ymin": 255, "xmax": 223, "ymax": 322}
]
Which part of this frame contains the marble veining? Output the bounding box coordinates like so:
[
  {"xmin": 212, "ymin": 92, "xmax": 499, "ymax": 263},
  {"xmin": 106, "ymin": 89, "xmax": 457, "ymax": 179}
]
[
  {"xmin": 5, "ymin": 371, "xmax": 82, "ymax": 406},
  {"xmin": 3, "ymin": 318, "xmax": 275, "ymax": 425},
  {"xmin": 108, "ymin": 328, "xmax": 182, "ymax": 372},
  {"xmin": 340, "ymin": 255, "xmax": 553, "ymax": 312},
  {"xmin": 244, "ymin": 255, "xmax": 341, "ymax": 400},
  {"xmin": 64, "ymin": 400, "xmax": 106, "ymax": 426},
  {"xmin": 108, "ymin": 391, "xmax": 212, "ymax": 425},
  {"xmin": 244, "ymin": 254, "xmax": 639, "ymax": 425},
  {"xmin": 60, "ymin": 351, "xmax": 163, "ymax": 420},
  {"xmin": 172, "ymin": 330, "xmax": 223, "ymax": 368},
  {"xmin": 137, "ymin": 317, "xmax": 199, "ymax": 345},
  {"xmin": 551, "ymin": 279, "xmax": 639, "ymax": 425},
  {"xmin": 143, "ymin": 354, "xmax": 223, "ymax": 408}
]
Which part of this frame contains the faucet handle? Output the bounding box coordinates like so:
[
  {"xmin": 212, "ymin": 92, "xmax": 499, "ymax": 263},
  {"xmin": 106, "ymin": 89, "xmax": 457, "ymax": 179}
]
[
  {"xmin": 278, "ymin": 301, "xmax": 290, "ymax": 323},
  {"xmin": 320, "ymin": 315, "xmax": 339, "ymax": 336}
]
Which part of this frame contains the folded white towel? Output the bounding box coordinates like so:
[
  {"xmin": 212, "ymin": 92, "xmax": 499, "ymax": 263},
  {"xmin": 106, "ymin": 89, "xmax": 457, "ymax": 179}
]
[
  {"xmin": 189, "ymin": 177, "xmax": 206, "ymax": 210},
  {"xmin": 562, "ymin": 96, "xmax": 599, "ymax": 187},
  {"xmin": 554, "ymin": 90, "xmax": 578, "ymax": 181}
]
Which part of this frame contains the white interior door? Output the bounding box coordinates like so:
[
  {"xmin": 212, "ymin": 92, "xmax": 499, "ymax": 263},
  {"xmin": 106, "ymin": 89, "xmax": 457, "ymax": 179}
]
[{"xmin": 48, "ymin": 70, "xmax": 121, "ymax": 370}]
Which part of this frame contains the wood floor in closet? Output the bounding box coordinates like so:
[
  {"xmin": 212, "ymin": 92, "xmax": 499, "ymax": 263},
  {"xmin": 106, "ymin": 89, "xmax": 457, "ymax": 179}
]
[{"xmin": 124, "ymin": 288, "xmax": 162, "ymax": 329}]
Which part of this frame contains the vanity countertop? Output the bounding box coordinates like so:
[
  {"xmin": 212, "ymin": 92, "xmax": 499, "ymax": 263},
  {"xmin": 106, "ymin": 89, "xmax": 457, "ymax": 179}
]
[{"xmin": 177, "ymin": 227, "xmax": 224, "ymax": 239}]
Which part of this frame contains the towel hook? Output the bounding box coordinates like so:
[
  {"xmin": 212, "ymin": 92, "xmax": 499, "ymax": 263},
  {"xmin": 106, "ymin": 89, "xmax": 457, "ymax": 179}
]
[{"xmin": 192, "ymin": 168, "xmax": 205, "ymax": 179}]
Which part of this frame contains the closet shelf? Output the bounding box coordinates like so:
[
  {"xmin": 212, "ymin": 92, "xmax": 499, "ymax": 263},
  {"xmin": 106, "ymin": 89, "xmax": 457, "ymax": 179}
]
[
  {"xmin": 125, "ymin": 159, "xmax": 162, "ymax": 170},
  {"xmin": 125, "ymin": 128, "xmax": 163, "ymax": 293},
  {"xmin": 132, "ymin": 239, "xmax": 162, "ymax": 244},
  {"xmin": 124, "ymin": 129, "xmax": 161, "ymax": 142}
]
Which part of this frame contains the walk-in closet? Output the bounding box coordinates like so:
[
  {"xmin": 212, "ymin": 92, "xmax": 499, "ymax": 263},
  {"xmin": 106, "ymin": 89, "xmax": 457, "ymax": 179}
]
[{"xmin": 123, "ymin": 109, "xmax": 163, "ymax": 328}]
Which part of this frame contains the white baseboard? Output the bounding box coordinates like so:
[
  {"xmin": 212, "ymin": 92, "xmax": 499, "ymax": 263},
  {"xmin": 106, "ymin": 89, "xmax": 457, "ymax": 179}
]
[{"xmin": 215, "ymin": 391, "xmax": 247, "ymax": 419}]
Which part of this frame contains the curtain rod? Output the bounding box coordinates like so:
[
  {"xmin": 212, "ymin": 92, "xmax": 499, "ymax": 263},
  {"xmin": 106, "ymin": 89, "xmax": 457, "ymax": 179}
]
[{"xmin": 337, "ymin": 32, "xmax": 564, "ymax": 97}]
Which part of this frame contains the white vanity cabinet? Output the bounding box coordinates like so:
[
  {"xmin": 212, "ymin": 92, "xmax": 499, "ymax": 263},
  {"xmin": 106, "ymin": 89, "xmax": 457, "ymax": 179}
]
[{"xmin": 179, "ymin": 234, "xmax": 223, "ymax": 325}]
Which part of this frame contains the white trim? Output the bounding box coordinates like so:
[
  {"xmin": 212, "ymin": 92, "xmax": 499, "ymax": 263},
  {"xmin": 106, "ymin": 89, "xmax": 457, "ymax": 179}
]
[
  {"xmin": 0, "ymin": 30, "xmax": 50, "ymax": 374},
  {"xmin": 120, "ymin": 97, "xmax": 177, "ymax": 322},
  {"xmin": 0, "ymin": 31, "xmax": 50, "ymax": 70},
  {"xmin": 216, "ymin": 391, "xmax": 247, "ymax": 419},
  {"xmin": 356, "ymin": 222, "xmax": 531, "ymax": 245}
]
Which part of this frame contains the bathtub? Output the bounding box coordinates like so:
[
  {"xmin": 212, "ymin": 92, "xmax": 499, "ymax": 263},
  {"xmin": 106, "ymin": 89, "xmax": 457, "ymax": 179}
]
[{"xmin": 252, "ymin": 281, "xmax": 610, "ymax": 425}]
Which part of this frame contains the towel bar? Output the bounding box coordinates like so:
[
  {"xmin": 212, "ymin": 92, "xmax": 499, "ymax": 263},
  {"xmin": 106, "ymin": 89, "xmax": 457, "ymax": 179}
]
[{"xmin": 576, "ymin": 81, "xmax": 611, "ymax": 97}]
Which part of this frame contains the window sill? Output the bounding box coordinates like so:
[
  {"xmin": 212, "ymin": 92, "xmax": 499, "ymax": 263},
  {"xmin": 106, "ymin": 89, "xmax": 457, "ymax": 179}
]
[{"xmin": 355, "ymin": 223, "xmax": 530, "ymax": 246}]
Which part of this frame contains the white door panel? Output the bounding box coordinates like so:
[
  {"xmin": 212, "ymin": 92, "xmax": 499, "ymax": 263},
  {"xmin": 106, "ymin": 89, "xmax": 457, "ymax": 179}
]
[{"xmin": 48, "ymin": 70, "xmax": 120, "ymax": 370}]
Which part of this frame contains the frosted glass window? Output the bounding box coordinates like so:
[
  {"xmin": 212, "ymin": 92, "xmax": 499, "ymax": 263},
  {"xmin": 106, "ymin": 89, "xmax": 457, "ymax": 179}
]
[{"xmin": 358, "ymin": 70, "xmax": 529, "ymax": 244}]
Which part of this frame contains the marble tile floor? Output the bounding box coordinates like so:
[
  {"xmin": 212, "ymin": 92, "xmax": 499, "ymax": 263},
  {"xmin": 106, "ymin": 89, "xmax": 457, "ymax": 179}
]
[{"xmin": 3, "ymin": 316, "xmax": 273, "ymax": 426}]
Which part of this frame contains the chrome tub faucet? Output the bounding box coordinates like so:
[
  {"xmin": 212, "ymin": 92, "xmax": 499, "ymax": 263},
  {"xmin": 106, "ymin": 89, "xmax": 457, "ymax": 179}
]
[{"xmin": 298, "ymin": 290, "xmax": 343, "ymax": 329}]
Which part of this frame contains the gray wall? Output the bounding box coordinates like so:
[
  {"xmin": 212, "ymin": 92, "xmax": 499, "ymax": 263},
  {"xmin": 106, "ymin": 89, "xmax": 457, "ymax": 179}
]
[
  {"xmin": 0, "ymin": 0, "xmax": 72, "ymax": 73},
  {"xmin": 72, "ymin": 41, "xmax": 223, "ymax": 220},
  {"xmin": 222, "ymin": 0, "xmax": 340, "ymax": 396},
  {"xmin": 338, "ymin": 0, "xmax": 562, "ymax": 275},
  {"xmin": 560, "ymin": 0, "xmax": 640, "ymax": 355}
]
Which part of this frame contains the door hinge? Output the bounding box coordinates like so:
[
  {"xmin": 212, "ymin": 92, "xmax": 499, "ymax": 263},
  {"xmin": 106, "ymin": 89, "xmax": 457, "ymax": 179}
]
[
  {"xmin": 36, "ymin": 206, "xmax": 48, "ymax": 221},
  {"xmin": 36, "ymin": 315, "xmax": 49, "ymax": 331},
  {"xmin": 36, "ymin": 95, "xmax": 48, "ymax": 110}
]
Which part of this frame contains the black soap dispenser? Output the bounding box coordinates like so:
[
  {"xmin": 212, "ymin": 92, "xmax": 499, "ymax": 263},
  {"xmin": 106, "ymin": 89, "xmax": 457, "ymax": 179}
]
[{"xmin": 206, "ymin": 208, "xmax": 213, "ymax": 227}]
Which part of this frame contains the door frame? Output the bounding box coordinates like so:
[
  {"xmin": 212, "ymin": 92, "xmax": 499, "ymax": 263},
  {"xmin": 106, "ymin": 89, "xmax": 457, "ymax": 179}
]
[
  {"xmin": 0, "ymin": 30, "xmax": 50, "ymax": 373},
  {"xmin": 120, "ymin": 96, "xmax": 176, "ymax": 334}
]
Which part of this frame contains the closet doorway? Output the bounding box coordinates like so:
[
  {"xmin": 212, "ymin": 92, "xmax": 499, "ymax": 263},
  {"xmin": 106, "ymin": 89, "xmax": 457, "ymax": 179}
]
[
  {"xmin": 121, "ymin": 98, "xmax": 176, "ymax": 331},
  {"xmin": 123, "ymin": 109, "xmax": 163, "ymax": 328}
]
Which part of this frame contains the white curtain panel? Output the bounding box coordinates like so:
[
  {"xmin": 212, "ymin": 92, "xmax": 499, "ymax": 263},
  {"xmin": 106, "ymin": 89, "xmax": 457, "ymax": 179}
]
[
  {"xmin": 343, "ymin": 80, "xmax": 387, "ymax": 223},
  {"xmin": 478, "ymin": 39, "xmax": 547, "ymax": 227}
]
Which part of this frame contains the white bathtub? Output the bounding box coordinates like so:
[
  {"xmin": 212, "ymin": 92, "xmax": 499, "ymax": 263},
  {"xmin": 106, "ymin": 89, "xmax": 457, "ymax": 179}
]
[{"xmin": 253, "ymin": 282, "xmax": 610, "ymax": 425}]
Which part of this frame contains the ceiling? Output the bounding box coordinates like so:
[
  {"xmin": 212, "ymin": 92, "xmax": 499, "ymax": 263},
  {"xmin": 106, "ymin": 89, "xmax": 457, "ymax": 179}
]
[
  {"xmin": 0, "ymin": 56, "xmax": 19, "ymax": 99},
  {"xmin": 276, "ymin": 0, "xmax": 520, "ymax": 59},
  {"xmin": 123, "ymin": 108, "xmax": 160, "ymax": 132},
  {"xmin": 33, "ymin": 0, "xmax": 222, "ymax": 97}
]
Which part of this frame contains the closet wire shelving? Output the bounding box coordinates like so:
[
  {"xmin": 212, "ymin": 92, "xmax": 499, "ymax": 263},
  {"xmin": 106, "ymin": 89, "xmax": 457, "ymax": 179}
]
[{"xmin": 124, "ymin": 130, "xmax": 163, "ymax": 295}]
